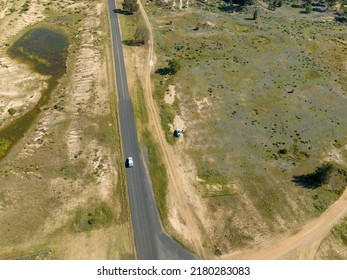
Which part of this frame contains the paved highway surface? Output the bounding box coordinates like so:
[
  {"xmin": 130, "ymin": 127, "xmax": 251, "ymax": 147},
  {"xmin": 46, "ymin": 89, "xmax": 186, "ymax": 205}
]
[{"xmin": 107, "ymin": 0, "xmax": 195, "ymax": 260}]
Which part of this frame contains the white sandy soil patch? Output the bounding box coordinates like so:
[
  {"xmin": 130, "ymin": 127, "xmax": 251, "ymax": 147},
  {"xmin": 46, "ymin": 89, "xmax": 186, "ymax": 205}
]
[
  {"xmin": 164, "ymin": 84, "xmax": 176, "ymax": 104},
  {"xmin": 0, "ymin": 0, "xmax": 47, "ymax": 127},
  {"xmin": 0, "ymin": 58, "xmax": 48, "ymax": 128}
]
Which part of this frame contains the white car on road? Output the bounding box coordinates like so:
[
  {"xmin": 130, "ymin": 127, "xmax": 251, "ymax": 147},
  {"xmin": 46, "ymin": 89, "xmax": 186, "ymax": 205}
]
[{"xmin": 126, "ymin": 157, "xmax": 134, "ymax": 168}]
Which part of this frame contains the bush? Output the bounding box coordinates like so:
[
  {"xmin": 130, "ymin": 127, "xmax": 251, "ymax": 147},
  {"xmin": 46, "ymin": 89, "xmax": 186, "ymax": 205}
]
[
  {"xmin": 253, "ymin": 9, "xmax": 259, "ymax": 20},
  {"xmin": 122, "ymin": 0, "xmax": 139, "ymax": 14},
  {"xmin": 134, "ymin": 25, "xmax": 149, "ymax": 44},
  {"xmin": 168, "ymin": 58, "xmax": 181, "ymax": 74},
  {"xmin": 7, "ymin": 108, "xmax": 17, "ymax": 116},
  {"xmin": 305, "ymin": 4, "xmax": 313, "ymax": 13}
]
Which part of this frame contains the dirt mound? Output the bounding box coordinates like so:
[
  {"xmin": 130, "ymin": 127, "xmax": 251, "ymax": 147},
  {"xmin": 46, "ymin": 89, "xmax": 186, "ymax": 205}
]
[{"xmin": 198, "ymin": 21, "xmax": 216, "ymax": 28}]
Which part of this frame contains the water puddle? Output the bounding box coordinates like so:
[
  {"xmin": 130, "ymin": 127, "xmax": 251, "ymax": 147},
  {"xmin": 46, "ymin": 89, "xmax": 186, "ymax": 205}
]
[{"xmin": 0, "ymin": 28, "xmax": 68, "ymax": 160}]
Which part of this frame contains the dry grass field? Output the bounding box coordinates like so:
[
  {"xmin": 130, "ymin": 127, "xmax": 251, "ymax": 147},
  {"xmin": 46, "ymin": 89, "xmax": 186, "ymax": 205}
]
[
  {"xmin": 136, "ymin": 1, "xmax": 347, "ymax": 257},
  {"xmin": 0, "ymin": 0, "xmax": 134, "ymax": 259}
]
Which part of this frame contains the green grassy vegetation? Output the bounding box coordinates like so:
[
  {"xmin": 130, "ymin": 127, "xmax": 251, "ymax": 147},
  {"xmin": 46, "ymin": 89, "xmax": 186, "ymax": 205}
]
[
  {"xmin": 132, "ymin": 82, "xmax": 149, "ymax": 129},
  {"xmin": 17, "ymin": 46, "xmax": 51, "ymax": 67},
  {"xmin": 71, "ymin": 199, "xmax": 115, "ymax": 232},
  {"xmin": 145, "ymin": 2, "xmax": 347, "ymax": 251},
  {"xmin": 142, "ymin": 128, "xmax": 169, "ymax": 221},
  {"xmin": 332, "ymin": 217, "xmax": 347, "ymax": 247},
  {"xmin": 199, "ymin": 183, "xmax": 235, "ymax": 197},
  {"xmin": 0, "ymin": 138, "xmax": 11, "ymax": 159},
  {"xmin": 318, "ymin": 216, "xmax": 347, "ymax": 259},
  {"xmin": 130, "ymin": 82, "xmax": 169, "ymax": 222},
  {"xmin": 312, "ymin": 187, "xmax": 340, "ymax": 213}
]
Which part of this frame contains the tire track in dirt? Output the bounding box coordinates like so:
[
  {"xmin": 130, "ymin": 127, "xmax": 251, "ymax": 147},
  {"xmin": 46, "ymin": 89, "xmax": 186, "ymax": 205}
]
[
  {"xmin": 221, "ymin": 186, "xmax": 347, "ymax": 259},
  {"xmin": 138, "ymin": 2, "xmax": 207, "ymax": 259}
]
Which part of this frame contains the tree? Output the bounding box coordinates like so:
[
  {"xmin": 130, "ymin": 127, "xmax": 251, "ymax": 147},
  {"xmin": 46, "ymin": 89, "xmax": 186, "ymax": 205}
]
[
  {"xmin": 310, "ymin": 163, "xmax": 334, "ymax": 187},
  {"xmin": 168, "ymin": 58, "xmax": 181, "ymax": 74},
  {"xmin": 268, "ymin": 0, "xmax": 278, "ymax": 11},
  {"xmin": 122, "ymin": 0, "xmax": 139, "ymax": 14},
  {"xmin": 293, "ymin": 163, "xmax": 334, "ymax": 189},
  {"xmin": 253, "ymin": 9, "xmax": 259, "ymax": 20}
]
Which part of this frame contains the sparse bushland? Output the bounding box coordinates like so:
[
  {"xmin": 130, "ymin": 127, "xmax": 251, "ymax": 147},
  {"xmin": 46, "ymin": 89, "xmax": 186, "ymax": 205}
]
[{"xmin": 144, "ymin": 0, "xmax": 347, "ymax": 256}]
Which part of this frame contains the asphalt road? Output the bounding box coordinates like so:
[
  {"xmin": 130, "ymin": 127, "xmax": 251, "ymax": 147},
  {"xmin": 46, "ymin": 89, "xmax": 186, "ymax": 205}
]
[{"xmin": 107, "ymin": 0, "xmax": 195, "ymax": 260}]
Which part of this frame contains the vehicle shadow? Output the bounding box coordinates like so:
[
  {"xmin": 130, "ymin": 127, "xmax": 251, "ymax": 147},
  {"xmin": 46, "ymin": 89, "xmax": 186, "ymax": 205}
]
[{"xmin": 113, "ymin": 8, "xmax": 132, "ymax": 15}]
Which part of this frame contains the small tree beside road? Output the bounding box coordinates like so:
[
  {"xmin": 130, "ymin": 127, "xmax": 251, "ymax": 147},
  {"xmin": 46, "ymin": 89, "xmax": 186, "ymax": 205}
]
[{"xmin": 122, "ymin": 0, "xmax": 139, "ymax": 14}]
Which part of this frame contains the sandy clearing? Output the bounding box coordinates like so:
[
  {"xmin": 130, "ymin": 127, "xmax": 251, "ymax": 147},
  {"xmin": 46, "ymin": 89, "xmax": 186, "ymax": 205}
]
[
  {"xmin": 0, "ymin": 58, "xmax": 48, "ymax": 127},
  {"xmin": 164, "ymin": 85, "xmax": 176, "ymax": 105}
]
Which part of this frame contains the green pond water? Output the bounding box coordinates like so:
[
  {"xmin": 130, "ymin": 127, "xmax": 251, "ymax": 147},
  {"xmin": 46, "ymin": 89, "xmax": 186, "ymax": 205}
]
[{"xmin": 0, "ymin": 28, "xmax": 68, "ymax": 160}]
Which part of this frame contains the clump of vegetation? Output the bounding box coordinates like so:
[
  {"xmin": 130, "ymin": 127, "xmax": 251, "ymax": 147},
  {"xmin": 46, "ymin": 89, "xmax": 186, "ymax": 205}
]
[
  {"xmin": 305, "ymin": 4, "xmax": 313, "ymax": 13},
  {"xmin": 134, "ymin": 25, "xmax": 149, "ymax": 44},
  {"xmin": 268, "ymin": 0, "xmax": 281, "ymax": 11},
  {"xmin": 130, "ymin": 84, "xmax": 169, "ymax": 222},
  {"xmin": 0, "ymin": 138, "xmax": 11, "ymax": 159},
  {"xmin": 124, "ymin": 25, "xmax": 149, "ymax": 46},
  {"xmin": 17, "ymin": 47, "xmax": 51, "ymax": 67},
  {"xmin": 20, "ymin": 1, "xmax": 31, "ymax": 13},
  {"xmin": 122, "ymin": 0, "xmax": 139, "ymax": 14},
  {"xmin": 253, "ymin": 9, "xmax": 259, "ymax": 20},
  {"xmin": 332, "ymin": 217, "xmax": 347, "ymax": 247},
  {"xmin": 7, "ymin": 107, "xmax": 17, "ymax": 116},
  {"xmin": 168, "ymin": 58, "xmax": 181, "ymax": 74},
  {"xmin": 53, "ymin": 101, "xmax": 64, "ymax": 111}
]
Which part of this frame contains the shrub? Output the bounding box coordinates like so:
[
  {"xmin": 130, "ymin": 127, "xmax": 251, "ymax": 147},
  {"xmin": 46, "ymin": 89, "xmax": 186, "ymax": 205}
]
[
  {"xmin": 253, "ymin": 9, "xmax": 259, "ymax": 20},
  {"xmin": 305, "ymin": 4, "xmax": 313, "ymax": 13},
  {"xmin": 168, "ymin": 58, "xmax": 181, "ymax": 74},
  {"xmin": 122, "ymin": 0, "xmax": 139, "ymax": 14},
  {"xmin": 7, "ymin": 108, "xmax": 17, "ymax": 116}
]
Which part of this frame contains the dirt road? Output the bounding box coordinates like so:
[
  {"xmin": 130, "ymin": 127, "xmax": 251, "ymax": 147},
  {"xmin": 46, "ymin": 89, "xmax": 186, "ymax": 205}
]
[
  {"xmin": 138, "ymin": 3, "xmax": 208, "ymax": 259},
  {"xmin": 221, "ymin": 186, "xmax": 347, "ymax": 259}
]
